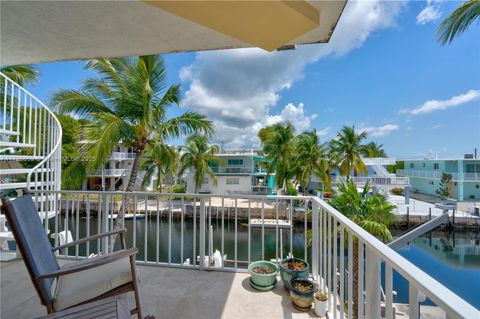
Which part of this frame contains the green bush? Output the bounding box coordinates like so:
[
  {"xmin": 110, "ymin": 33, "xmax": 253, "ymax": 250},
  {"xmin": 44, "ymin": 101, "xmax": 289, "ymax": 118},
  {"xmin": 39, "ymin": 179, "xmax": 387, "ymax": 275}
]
[
  {"xmin": 287, "ymin": 182, "xmax": 298, "ymax": 196},
  {"xmin": 390, "ymin": 187, "xmax": 404, "ymax": 195},
  {"xmin": 172, "ymin": 185, "xmax": 186, "ymax": 193}
]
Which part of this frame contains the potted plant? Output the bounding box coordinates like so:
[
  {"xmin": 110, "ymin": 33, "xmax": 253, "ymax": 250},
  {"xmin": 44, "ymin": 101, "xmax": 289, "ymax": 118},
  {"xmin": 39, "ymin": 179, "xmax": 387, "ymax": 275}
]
[
  {"xmin": 279, "ymin": 257, "xmax": 309, "ymax": 290},
  {"xmin": 289, "ymin": 278, "xmax": 315, "ymax": 311},
  {"xmin": 314, "ymin": 291, "xmax": 328, "ymax": 317},
  {"xmin": 247, "ymin": 260, "xmax": 278, "ymax": 291}
]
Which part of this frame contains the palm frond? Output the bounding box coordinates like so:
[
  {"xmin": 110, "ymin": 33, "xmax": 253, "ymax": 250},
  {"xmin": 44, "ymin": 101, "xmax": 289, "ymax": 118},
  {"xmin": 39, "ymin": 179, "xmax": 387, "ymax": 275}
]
[
  {"xmin": 81, "ymin": 112, "xmax": 133, "ymax": 168},
  {"xmin": 0, "ymin": 65, "xmax": 39, "ymax": 86},
  {"xmin": 50, "ymin": 89, "xmax": 113, "ymax": 117},
  {"xmin": 437, "ymin": 0, "xmax": 480, "ymax": 45}
]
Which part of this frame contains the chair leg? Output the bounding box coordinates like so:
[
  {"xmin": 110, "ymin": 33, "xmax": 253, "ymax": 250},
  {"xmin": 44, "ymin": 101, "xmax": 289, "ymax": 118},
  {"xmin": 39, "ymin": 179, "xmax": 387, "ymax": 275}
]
[{"xmin": 130, "ymin": 255, "xmax": 143, "ymax": 319}]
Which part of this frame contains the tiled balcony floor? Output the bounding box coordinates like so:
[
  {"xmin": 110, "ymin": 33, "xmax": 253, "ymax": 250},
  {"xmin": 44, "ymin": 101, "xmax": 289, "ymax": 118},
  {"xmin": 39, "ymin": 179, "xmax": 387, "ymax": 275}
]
[{"xmin": 1, "ymin": 258, "xmax": 321, "ymax": 319}]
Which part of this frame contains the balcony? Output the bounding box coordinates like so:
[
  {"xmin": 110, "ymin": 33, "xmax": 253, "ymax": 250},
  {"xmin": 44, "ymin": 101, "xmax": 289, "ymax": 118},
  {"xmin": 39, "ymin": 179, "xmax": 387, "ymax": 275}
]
[
  {"xmin": 362, "ymin": 157, "xmax": 396, "ymax": 166},
  {"xmin": 87, "ymin": 168, "xmax": 127, "ymax": 177},
  {"xmin": 335, "ymin": 176, "xmax": 410, "ymax": 186},
  {"xmin": 110, "ymin": 152, "xmax": 136, "ymax": 160},
  {"xmin": 397, "ymin": 169, "xmax": 480, "ymax": 181},
  {"xmin": 1, "ymin": 190, "xmax": 478, "ymax": 318}
]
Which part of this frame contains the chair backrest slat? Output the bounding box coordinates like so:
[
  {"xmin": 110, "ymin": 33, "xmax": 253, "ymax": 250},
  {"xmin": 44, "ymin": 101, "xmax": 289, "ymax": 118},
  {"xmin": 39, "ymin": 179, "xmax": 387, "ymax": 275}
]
[{"xmin": 1, "ymin": 193, "xmax": 59, "ymax": 305}]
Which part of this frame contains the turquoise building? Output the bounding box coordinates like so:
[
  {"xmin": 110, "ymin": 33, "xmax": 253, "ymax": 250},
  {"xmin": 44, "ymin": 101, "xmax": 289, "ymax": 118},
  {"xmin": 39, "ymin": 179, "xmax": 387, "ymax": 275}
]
[{"xmin": 398, "ymin": 158, "xmax": 480, "ymax": 200}]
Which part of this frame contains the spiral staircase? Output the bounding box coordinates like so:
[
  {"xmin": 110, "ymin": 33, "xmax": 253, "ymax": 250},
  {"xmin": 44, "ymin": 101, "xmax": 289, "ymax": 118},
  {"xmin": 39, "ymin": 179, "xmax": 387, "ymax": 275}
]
[{"xmin": 0, "ymin": 71, "xmax": 62, "ymax": 260}]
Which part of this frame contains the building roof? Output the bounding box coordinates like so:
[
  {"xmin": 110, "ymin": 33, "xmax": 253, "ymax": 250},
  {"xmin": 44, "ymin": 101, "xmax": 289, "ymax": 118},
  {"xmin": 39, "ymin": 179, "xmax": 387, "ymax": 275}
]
[
  {"xmin": 405, "ymin": 158, "xmax": 480, "ymax": 162},
  {"xmin": 0, "ymin": 0, "xmax": 347, "ymax": 66}
]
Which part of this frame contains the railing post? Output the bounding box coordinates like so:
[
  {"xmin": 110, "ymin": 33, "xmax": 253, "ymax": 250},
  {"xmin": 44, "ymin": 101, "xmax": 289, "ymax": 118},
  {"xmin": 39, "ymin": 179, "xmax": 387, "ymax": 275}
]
[
  {"xmin": 311, "ymin": 199, "xmax": 319, "ymax": 280},
  {"xmin": 409, "ymin": 283, "xmax": 420, "ymax": 319},
  {"xmin": 365, "ymin": 247, "xmax": 381, "ymax": 319},
  {"xmin": 101, "ymin": 193, "xmax": 109, "ymax": 254},
  {"xmin": 199, "ymin": 197, "xmax": 206, "ymax": 270}
]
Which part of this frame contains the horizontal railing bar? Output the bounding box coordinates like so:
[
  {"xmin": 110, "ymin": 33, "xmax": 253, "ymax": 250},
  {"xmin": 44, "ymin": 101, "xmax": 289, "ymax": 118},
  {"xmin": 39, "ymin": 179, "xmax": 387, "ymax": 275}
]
[
  {"xmin": 29, "ymin": 189, "xmax": 311, "ymax": 200},
  {"xmin": 312, "ymin": 197, "xmax": 479, "ymax": 318}
]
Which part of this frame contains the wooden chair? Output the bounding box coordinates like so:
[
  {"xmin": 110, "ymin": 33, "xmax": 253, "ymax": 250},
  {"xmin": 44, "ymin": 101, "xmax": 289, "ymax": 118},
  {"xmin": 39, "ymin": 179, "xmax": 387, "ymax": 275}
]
[{"xmin": 1, "ymin": 191, "xmax": 143, "ymax": 318}]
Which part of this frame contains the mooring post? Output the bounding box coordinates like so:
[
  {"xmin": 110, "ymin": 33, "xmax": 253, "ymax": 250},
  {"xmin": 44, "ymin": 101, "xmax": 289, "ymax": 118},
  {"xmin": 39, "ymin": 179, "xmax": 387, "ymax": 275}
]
[{"xmin": 407, "ymin": 206, "xmax": 410, "ymax": 229}]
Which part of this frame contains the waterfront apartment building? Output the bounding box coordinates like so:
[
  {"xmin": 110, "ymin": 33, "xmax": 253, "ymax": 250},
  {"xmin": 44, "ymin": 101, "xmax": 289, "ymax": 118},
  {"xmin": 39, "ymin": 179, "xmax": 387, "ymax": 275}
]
[
  {"xmin": 186, "ymin": 150, "xmax": 275, "ymax": 195},
  {"xmin": 82, "ymin": 142, "xmax": 160, "ymax": 191},
  {"xmin": 398, "ymin": 158, "xmax": 480, "ymax": 200}
]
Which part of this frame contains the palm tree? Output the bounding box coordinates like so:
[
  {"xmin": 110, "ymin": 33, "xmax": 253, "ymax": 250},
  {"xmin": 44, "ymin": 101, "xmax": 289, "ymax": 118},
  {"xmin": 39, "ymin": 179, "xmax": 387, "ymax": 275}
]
[
  {"xmin": 141, "ymin": 142, "xmax": 179, "ymax": 192},
  {"xmin": 330, "ymin": 126, "xmax": 367, "ymax": 178},
  {"xmin": 330, "ymin": 180, "xmax": 396, "ymax": 318},
  {"xmin": 1, "ymin": 65, "xmax": 39, "ymax": 85},
  {"xmin": 51, "ymin": 55, "xmax": 214, "ymax": 194},
  {"xmin": 437, "ymin": 0, "xmax": 480, "ymax": 45},
  {"xmin": 361, "ymin": 141, "xmax": 387, "ymax": 158},
  {"xmin": 261, "ymin": 122, "xmax": 296, "ymax": 194},
  {"xmin": 295, "ymin": 129, "xmax": 331, "ymax": 195},
  {"xmin": 178, "ymin": 134, "xmax": 219, "ymax": 193}
]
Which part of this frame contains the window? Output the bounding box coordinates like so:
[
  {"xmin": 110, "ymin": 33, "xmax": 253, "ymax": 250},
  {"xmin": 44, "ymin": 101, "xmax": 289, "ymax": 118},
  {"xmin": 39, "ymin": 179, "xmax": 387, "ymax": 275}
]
[
  {"xmin": 203, "ymin": 178, "xmax": 209, "ymax": 185},
  {"xmin": 226, "ymin": 178, "xmax": 240, "ymax": 185},
  {"xmin": 422, "ymin": 163, "xmax": 426, "ymax": 167},
  {"xmin": 429, "ymin": 181, "xmax": 434, "ymax": 185},
  {"xmin": 434, "ymin": 163, "xmax": 439, "ymax": 170},
  {"xmin": 228, "ymin": 159, "xmax": 244, "ymax": 165},
  {"xmin": 409, "ymin": 163, "xmax": 414, "ymax": 169},
  {"xmin": 476, "ymin": 185, "xmax": 479, "ymax": 189}
]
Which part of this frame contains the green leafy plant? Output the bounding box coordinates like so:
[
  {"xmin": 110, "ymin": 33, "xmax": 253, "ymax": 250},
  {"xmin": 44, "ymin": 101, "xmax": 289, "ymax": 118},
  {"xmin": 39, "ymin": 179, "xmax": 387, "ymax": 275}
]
[
  {"xmin": 436, "ymin": 173, "xmax": 453, "ymax": 200},
  {"xmin": 390, "ymin": 187, "xmax": 404, "ymax": 196},
  {"xmin": 178, "ymin": 134, "xmax": 219, "ymax": 193}
]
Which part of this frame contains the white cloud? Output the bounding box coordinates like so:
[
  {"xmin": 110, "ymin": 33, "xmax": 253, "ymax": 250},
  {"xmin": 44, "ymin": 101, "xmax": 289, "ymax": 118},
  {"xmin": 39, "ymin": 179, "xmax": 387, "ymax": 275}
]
[
  {"xmin": 265, "ymin": 103, "xmax": 317, "ymax": 133},
  {"xmin": 316, "ymin": 127, "xmax": 331, "ymax": 137},
  {"xmin": 410, "ymin": 89, "xmax": 480, "ymax": 115},
  {"xmin": 416, "ymin": 0, "xmax": 442, "ymax": 25},
  {"xmin": 430, "ymin": 124, "xmax": 443, "ymax": 130},
  {"xmin": 359, "ymin": 124, "xmax": 399, "ymax": 137},
  {"xmin": 180, "ymin": 0, "xmax": 406, "ymax": 147}
]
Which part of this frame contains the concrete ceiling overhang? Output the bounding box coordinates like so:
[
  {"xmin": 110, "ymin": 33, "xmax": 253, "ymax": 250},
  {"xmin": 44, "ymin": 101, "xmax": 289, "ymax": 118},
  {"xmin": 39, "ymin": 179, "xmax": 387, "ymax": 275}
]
[{"xmin": 0, "ymin": 0, "xmax": 347, "ymax": 66}]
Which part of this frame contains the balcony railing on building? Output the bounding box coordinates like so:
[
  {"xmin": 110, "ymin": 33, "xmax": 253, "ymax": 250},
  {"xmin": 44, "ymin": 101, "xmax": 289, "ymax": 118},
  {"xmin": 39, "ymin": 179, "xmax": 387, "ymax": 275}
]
[
  {"xmin": 27, "ymin": 189, "xmax": 479, "ymax": 319},
  {"xmin": 210, "ymin": 166, "xmax": 267, "ymax": 174},
  {"xmin": 110, "ymin": 152, "xmax": 136, "ymax": 160},
  {"xmin": 87, "ymin": 169, "xmax": 127, "ymax": 177},
  {"xmin": 398, "ymin": 169, "xmax": 480, "ymax": 181}
]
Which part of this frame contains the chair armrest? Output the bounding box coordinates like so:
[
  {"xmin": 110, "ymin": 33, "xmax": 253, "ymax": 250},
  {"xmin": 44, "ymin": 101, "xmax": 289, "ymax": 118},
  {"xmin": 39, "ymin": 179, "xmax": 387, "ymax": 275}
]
[
  {"xmin": 52, "ymin": 228, "xmax": 127, "ymax": 252},
  {"xmin": 37, "ymin": 247, "xmax": 138, "ymax": 280}
]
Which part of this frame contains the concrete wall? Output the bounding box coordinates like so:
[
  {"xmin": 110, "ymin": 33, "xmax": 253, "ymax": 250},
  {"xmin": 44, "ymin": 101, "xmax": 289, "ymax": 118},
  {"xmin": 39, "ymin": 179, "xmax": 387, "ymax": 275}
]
[
  {"xmin": 186, "ymin": 175, "xmax": 252, "ymax": 194},
  {"xmin": 463, "ymin": 182, "xmax": 480, "ymax": 200}
]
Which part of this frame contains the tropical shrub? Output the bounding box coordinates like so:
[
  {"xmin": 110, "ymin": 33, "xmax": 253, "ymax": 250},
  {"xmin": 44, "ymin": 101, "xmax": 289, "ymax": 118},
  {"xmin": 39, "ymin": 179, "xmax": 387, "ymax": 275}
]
[{"xmin": 390, "ymin": 187, "xmax": 404, "ymax": 195}]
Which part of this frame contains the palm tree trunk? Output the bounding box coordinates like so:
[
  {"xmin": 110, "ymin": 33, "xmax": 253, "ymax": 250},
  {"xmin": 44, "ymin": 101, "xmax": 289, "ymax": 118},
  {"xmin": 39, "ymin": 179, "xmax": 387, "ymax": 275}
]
[
  {"xmin": 126, "ymin": 151, "xmax": 143, "ymax": 192},
  {"xmin": 111, "ymin": 150, "xmax": 142, "ymax": 246}
]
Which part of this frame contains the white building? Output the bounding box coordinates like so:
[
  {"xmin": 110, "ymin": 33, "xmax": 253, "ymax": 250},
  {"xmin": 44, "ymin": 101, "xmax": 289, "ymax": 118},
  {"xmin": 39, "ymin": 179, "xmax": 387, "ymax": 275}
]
[
  {"xmin": 186, "ymin": 150, "xmax": 276, "ymax": 195},
  {"xmin": 83, "ymin": 142, "xmax": 155, "ymax": 191}
]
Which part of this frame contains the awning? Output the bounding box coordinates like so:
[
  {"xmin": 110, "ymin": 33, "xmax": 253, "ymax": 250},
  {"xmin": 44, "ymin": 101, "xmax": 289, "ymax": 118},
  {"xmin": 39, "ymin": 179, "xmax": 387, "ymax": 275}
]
[{"xmin": 0, "ymin": 0, "xmax": 347, "ymax": 66}]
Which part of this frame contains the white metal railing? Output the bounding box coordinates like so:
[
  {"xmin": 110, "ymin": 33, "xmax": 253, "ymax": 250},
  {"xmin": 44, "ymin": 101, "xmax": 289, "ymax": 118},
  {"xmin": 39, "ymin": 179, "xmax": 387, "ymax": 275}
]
[
  {"xmin": 110, "ymin": 152, "xmax": 135, "ymax": 160},
  {"xmin": 251, "ymin": 186, "xmax": 276, "ymax": 195},
  {"xmin": 0, "ymin": 72, "xmax": 62, "ymax": 217},
  {"xmin": 362, "ymin": 157, "xmax": 396, "ymax": 166},
  {"xmin": 335, "ymin": 176, "xmax": 410, "ymax": 186},
  {"xmin": 397, "ymin": 169, "xmax": 467, "ymax": 181},
  {"xmin": 87, "ymin": 168, "xmax": 127, "ymax": 177},
  {"xmin": 210, "ymin": 166, "xmax": 267, "ymax": 174},
  {"xmin": 464, "ymin": 173, "xmax": 480, "ymax": 181},
  {"xmin": 31, "ymin": 190, "xmax": 479, "ymax": 319}
]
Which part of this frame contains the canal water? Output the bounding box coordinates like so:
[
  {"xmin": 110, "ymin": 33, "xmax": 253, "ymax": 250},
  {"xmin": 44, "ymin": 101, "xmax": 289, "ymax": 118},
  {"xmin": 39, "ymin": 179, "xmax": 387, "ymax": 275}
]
[
  {"xmin": 395, "ymin": 229, "xmax": 480, "ymax": 309},
  {"xmin": 54, "ymin": 216, "xmax": 479, "ymax": 310}
]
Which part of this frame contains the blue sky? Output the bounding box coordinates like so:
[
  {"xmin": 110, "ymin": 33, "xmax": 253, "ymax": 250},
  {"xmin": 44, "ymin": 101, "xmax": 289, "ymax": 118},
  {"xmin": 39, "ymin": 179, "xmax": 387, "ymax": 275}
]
[{"xmin": 26, "ymin": 0, "xmax": 479, "ymax": 159}]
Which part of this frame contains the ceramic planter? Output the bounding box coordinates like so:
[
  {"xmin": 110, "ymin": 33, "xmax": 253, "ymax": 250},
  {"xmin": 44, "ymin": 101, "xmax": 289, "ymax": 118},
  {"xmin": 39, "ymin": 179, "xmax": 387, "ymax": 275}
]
[
  {"xmin": 289, "ymin": 278, "xmax": 315, "ymax": 311},
  {"xmin": 279, "ymin": 257, "xmax": 309, "ymax": 290},
  {"xmin": 247, "ymin": 260, "xmax": 278, "ymax": 291},
  {"xmin": 313, "ymin": 294, "xmax": 328, "ymax": 317}
]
